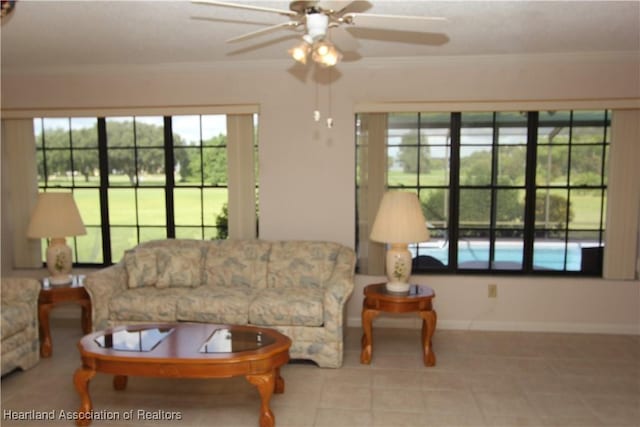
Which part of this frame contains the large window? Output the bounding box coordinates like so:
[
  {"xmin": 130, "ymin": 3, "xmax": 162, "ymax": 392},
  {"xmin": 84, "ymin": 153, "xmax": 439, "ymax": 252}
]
[
  {"xmin": 34, "ymin": 114, "xmax": 257, "ymax": 265},
  {"xmin": 356, "ymin": 110, "xmax": 610, "ymax": 275}
]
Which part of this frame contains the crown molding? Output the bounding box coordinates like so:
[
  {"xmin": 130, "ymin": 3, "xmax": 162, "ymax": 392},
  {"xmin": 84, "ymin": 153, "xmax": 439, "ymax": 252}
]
[{"xmin": 2, "ymin": 50, "xmax": 638, "ymax": 77}]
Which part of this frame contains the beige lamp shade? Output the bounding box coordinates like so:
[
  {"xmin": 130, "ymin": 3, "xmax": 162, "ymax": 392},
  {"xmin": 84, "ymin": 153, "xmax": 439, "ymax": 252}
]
[
  {"xmin": 370, "ymin": 191, "xmax": 429, "ymax": 293},
  {"xmin": 27, "ymin": 192, "xmax": 86, "ymax": 239},
  {"xmin": 27, "ymin": 192, "xmax": 86, "ymax": 285},
  {"xmin": 370, "ymin": 191, "xmax": 429, "ymax": 244}
]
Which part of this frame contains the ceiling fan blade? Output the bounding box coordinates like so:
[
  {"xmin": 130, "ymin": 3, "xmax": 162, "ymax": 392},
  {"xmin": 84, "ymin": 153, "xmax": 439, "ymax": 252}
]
[
  {"xmin": 321, "ymin": 1, "xmax": 372, "ymax": 16},
  {"xmin": 343, "ymin": 12, "xmax": 447, "ymax": 29},
  {"xmin": 226, "ymin": 21, "xmax": 301, "ymax": 43},
  {"xmin": 191, "ymin": 0, "xmax": 298, "ymax": 17},
  {"xmin": 319, "ymin": 1, "xmax": 354, "ymax": 14},
  {"xmin": 329, "ymin": 26, "xmax": 360, "ymax": 52}
]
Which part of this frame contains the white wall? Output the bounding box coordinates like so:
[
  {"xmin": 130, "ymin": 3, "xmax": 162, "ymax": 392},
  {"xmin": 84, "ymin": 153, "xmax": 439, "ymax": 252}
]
[
  {"xmin": 351, "ymin": 275, "xmax": 639, "ymax": 334},
  {"xmin": 2, "ymin": 52, "xmax": 639, "ymax": 333}
]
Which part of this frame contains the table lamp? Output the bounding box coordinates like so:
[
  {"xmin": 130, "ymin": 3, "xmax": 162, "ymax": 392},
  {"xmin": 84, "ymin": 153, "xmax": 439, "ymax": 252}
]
[
  {"xmin": 27, "ymin": 192, "xmax": 86, "ymax": 285},
  {"xmin": 370, "ymin": 191, "xmax": 430, "ymax": 292}
]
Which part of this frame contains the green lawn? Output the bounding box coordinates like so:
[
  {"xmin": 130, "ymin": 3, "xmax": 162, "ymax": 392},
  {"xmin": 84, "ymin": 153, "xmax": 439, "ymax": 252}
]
[
  {"xmin": 385, "ymin": 170, "xmax": 605, "ymax": 228},
  {"xmin": 46, "ymin": 171, "xmax": 603, "ymax": 264},
  {"xmin": 42, "ymin": 175, "xmax": 228, "ymax": 263}
]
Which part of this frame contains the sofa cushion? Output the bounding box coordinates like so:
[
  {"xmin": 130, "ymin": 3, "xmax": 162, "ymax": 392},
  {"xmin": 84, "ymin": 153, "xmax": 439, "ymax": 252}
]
[
  {"xmin": 109, "ymin": 288, "xmax": 191, "ymax": 322},
  {"xmin": 123, "ymin": 248, "xmax": 158, "ymax": 289},
  {"xmin": 267, "ymin": 241, "xmax": 341, "ymax": 290},
  {"xmin": 0, "ymin": 303, "xmax": 32, "ymax": 340},
  {"xmin": 176, "ymin": 287, "xmax": 252, "ymax": 324},
  {"xmin": 203, "ymin": 240, "xmax": 271, "ymax": 290},
  {"xmin": 249, "ymin": 287, "xmax": 324, "ymax": 327},
  {"xmin": 156, "ymin": 246, "xmax": 203, "ymax": 289}
]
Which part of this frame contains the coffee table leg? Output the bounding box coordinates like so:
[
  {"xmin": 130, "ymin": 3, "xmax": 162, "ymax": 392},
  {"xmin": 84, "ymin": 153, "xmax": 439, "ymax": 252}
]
[
  {"xmin": 419, "ymin": 310, "xmax": 438, "ymax": 366},
  {"xmin": 274, "ymin": 368, "xmax": 285, "ymax": 394},
  {"xmin": 360, "ymin": 307, "xmax": 380, "ymax": 364},
  {"xmin": 246, "ymin": 372, "xmax": 276, "ymax": 427},
  {"xmin": 80, "ymin": 302, "xmax": 92, "ymax": 334},
  {"xmin": 113, "ymin": 375, "xmax": 128, "ymax": 390},
  {"xmin": 74, "ymin": 367, "xmax": 96, "ymax": 427}
]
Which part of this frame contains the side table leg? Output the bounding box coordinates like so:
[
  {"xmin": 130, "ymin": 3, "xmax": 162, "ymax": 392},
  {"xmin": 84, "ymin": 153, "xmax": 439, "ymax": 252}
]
[
  {"xmin": 246, "ymin": 372, "xmax": 276, "ymax": 427},
  {"xmin": 419, "ymin": 310, "xmax": 438, "ymax": 366},
  {"xmin": 38, "ymin": 303, "xmax": 53, "ymax": 358},
  {"xmin": 360, "ymin": 307, "xmax": 380, "ymax": 364},
  {"xmin": 74, "ymin": 367, "xmax": 96, "ymax": 427}
]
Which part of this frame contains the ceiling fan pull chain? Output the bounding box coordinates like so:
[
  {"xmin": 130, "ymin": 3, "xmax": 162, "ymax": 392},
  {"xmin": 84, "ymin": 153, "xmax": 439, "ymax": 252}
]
[
  {"xmin": 314, "ymin": 73, "xmax": 321, "ymax": 122},
  {"xmin": 326, "ymin": 61, "xmax": 334, "ymax": 129}
]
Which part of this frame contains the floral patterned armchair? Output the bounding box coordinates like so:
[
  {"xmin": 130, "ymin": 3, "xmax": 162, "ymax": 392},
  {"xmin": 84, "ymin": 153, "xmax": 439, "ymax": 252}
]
[{"xmin": 1, "ymin": 277, "xmax": 40, "ymax": 375}]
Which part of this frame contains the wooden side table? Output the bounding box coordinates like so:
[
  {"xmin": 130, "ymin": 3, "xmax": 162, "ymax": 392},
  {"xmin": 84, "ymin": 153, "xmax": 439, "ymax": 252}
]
[
  {"xmin": 38, "ymin": 277, "xmax": 92, "ymax": 358},
  {"xmin": 360, "ymin": 283, "xmax": 437, "ymax": 366}
]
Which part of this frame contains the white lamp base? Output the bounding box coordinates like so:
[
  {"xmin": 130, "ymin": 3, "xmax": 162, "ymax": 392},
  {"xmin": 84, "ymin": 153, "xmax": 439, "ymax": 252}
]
[
  {"xmin": 385, "ymin": 281, "xmax": 411, "ymax": 293},
  {"xmin": 46, "ymin": 237, "xmax": 74, "ymax": 283},
  {"xmin": 385, "ymin": 243, "xmax": 413, "ymax": 293}
]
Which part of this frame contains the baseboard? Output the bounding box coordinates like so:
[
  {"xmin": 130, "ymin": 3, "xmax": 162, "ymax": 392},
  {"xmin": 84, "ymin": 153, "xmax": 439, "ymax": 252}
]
[{"xmin": 346, "ymin": 316, "xmax": 640, "ymax": 335}]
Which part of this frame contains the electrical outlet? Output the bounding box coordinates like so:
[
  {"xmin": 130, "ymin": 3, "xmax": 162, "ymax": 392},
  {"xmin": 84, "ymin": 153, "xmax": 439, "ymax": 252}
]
[{"xmin": 488, "ymin": 284, "xmax": 497, "ymax": 298}]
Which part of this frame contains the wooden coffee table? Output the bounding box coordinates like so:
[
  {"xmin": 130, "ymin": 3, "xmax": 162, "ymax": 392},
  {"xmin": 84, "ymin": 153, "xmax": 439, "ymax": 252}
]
[{"xmin": 74, "ymin": 323, "xmax": 291, "ymax": 427}]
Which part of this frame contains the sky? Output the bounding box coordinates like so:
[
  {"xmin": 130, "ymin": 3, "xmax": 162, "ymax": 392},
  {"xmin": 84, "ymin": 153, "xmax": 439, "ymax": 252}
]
[{"xmin": 37, "ymin": 115, "xmax": 228, "ymax": 146}]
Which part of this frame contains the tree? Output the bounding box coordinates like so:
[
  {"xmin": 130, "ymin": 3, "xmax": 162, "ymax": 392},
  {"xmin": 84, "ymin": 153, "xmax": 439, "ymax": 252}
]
[
  {"xmin": 36, "ymin": 125, "xmax": 96, "ymax": 182},
  {"xmin": 106, "ymin": 121, "xmax": 166, "ymax": 184},
  {"xmin": 395, "ymin": 131, "xmax": 431, "ymax": 174},
  {"xmin": 37, "ymin": 120, "xmax": 194, "ymax": 185},
  {"xmin": 73, "ymin": 127, "xmax": 99, "ymax": 181},
  {"xmin": 179, "ymin": 134, "xmax": 227, "ymax": 185},
  {"xmin": 215, "ymin": 203, "xmax": 229, "ymax": 239},
  {"xmin": 536, "ymin": 193, "xmax": 574, "ymax": 229}
]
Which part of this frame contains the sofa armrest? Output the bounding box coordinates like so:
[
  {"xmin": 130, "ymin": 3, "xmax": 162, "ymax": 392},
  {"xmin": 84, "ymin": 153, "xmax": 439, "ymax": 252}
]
[
  {"xmin": 323, "ymin": 246, "xmax": 356, "ymax": 334},
  {"xmin": 83, "ymin": 264, "xmax": 127, "ymax": 331},
  {"xmin": 1, "ymin": 277, "xmax": 41, "ymax": 304}
]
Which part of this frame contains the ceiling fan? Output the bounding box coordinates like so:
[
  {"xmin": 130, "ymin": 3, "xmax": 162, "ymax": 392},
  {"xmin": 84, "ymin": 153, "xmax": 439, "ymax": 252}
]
[{"xmin": 192, "ymin": 0, "xmax": 447, "ymax": 67}]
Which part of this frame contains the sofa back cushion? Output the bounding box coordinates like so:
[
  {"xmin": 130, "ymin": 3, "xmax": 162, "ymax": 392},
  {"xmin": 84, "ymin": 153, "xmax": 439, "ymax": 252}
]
[
  {"xmin": 124, "ymin": 239, "xmax": 205, "ymax": 289},
  {"xmin": 267, "ymin": 241, "xmax": 342, "ymax": 290},
  {"xmin": 123, "ymin": 248, "xmax": 158, "ymax": 289},
  {"xmin": 203, "ymin": 240, "xmax": 271, "ymax": 290},
  {"xmin": 156, "ymin": 245, "xmax": 204, "ymax": 288}
]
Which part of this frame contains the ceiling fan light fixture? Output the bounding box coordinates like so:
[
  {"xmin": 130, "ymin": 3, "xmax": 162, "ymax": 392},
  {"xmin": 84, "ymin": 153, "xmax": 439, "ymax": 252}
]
[
  {"xmin": 312, "ymin": 41, "xmax": 341, "ymax": 67},
  {"xmin": 288, "ymin": 42, "xmax": 310, "ymax": 64},
  {"xmin": 314, "ymin": 41, "xmax": 330, "ymax": 56}
]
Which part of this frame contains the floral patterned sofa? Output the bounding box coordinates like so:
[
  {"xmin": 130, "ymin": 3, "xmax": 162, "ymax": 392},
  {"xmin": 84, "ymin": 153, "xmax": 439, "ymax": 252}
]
[
  {"xmin": 1, "ymin": 277, "xmax": 41, "ymax": 376},
  {"xmin": 84, "ymin": 239, "xmax": 356, "ymax": 368}
]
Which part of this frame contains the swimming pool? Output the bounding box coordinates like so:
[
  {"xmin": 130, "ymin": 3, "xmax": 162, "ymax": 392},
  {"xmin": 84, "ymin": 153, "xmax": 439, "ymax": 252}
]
[{"xmin": 413, "ymin": 240, "xmax": 592, "ymax": 271}]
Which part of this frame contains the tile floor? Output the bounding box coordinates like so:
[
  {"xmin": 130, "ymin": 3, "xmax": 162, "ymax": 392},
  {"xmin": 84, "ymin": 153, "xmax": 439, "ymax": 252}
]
[{"xmin": 1, "ymin": 318, "xmax": 638, "ymax": 427}]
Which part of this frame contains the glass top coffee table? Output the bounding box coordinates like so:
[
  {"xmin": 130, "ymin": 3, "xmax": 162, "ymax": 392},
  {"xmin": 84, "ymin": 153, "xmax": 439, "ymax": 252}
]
[{"xmin": 74, "ymin": 323, "xmax": 291, "ymax": 427}]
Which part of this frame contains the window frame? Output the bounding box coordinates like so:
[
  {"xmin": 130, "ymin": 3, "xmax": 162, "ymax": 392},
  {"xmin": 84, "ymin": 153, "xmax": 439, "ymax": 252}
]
[
  {"xmin": 356, "ymin": 110, "xmax": 611, "ymax": 276},
  {"xmin": 34, "ymin": 113, "xmax": 257, "ymax": 266}
]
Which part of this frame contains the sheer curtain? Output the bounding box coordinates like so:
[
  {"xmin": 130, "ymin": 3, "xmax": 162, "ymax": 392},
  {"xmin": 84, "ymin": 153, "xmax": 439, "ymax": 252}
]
[
  {"xmin": 226, "ymin": 114, "xmax": 257, "ymax": 240},
  {"xmin": 357, "ymin": 113, "xmax": 387, "ymax": 275},
  {"xmin": 604, "ymin": 109, "xmax": 640, "ymax": 280},
  {"xmin": 1, "ymin": 119, "xmax": 41, "ymax": 270}
]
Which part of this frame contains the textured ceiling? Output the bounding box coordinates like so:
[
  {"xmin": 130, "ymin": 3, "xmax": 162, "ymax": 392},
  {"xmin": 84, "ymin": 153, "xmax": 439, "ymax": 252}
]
[{"xmin": 1, "ymin": 1, "xmax": 639, "ymax": 73}]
